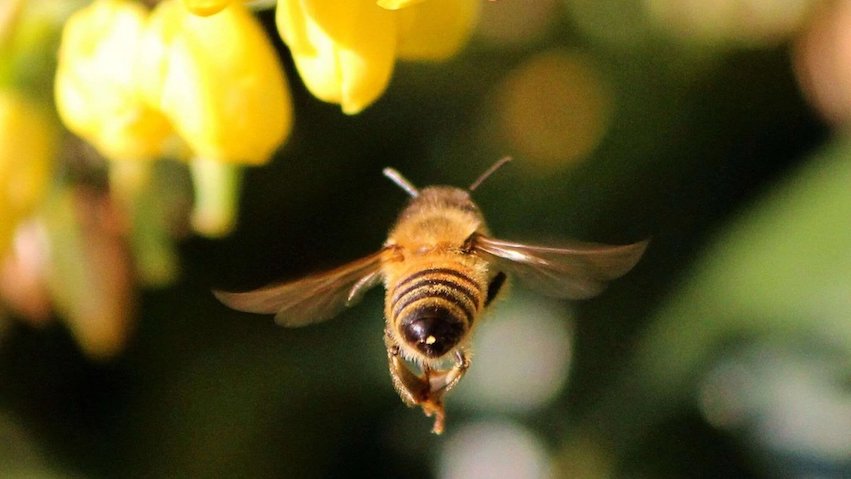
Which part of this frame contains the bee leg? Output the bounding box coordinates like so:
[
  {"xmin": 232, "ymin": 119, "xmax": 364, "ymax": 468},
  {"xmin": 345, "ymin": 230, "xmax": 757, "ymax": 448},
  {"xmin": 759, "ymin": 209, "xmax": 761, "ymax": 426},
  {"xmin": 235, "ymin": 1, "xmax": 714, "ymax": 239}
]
[
  {"xmin": 419, "ymin": 395, "xmax": 446, "ymax": 435},
  {"xmin": 392, "ymin": 360, "xmax": 446, "ymax": 434},
  {"xmin": 447, "ymin": 350, "xmax": 471, "ymax": 391},
  {"xmin": 417, "ymin": 351, "xmax": 470, "ymax": 435},
  {"xmin": 428, "ymin": 350, "xmax": 470, "ymax": 396},
  {"xmin": 385, "ymin": 330, "xmax": 430, "ymax": 406}
]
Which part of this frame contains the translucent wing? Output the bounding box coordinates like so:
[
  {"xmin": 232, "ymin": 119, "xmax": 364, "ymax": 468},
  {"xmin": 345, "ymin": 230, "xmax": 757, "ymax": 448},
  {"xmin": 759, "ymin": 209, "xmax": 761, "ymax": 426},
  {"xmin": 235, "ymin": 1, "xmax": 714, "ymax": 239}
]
[
  {"xmin": 213, "ymin": 249, "xmax": 386, "ymax": 327},
  {"xmin": 471, "ymin": 233, "xmax": 648, "ymax": 299}
]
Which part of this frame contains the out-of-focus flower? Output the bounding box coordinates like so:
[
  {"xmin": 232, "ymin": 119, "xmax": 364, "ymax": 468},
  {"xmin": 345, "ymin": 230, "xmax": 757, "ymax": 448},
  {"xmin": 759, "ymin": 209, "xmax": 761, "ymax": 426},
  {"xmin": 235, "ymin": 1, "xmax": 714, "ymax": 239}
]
[
  {"xmin": 1, "ymin": 0, "xmax": 80, "ymax": 91},
  {"xmin": 275, "ymin": 1, "xmax": 396, "ymax": 114},
  {"xmin": 142, "ymin": 0, "xmax": 292, "ymax": 167},
  {"xmin": 54, "ymin": 0, "xmax": 175, "ymax": 163},
  {"xmin": 395, "ymin": 0, "xmax": 481, "ymax": 61},
  {"xmin": 276, "ymin": 0, "xmax": 479, "ymax": 114},
  {"xmin": 43, "ymin": 187, "xmax": 136, "ymax": 360},
  {"xmin": 53, "ymin": 0, "xmax": 189, "ymax": 288},
  {"xmin": 181, "ymin": 0, "xmax": 233, "ymax": 17},
  {"xmin": 142, "ymin": 0, "xmax": 293, "ymax": 235},
  {"xmin": 0, "ymin": 89, "xmax": 55, "ymax": 258},
  {"xmin": 378, "ymin": 0, "xmax": 427, "ymax": 10},
  {"xmin": 0, "ymin": 221, "xmax": 52, "ymax": 324},
  {"xmin": 0, "ymin": 0, "xmax": 27, "ymax": 57},
  {"xmin": 56, "ymin": 0, "xmax": 293, "ymax": 237},
  {"xmin": 0, "ymin": 0, "xmax": 141, "ymax": 360}
]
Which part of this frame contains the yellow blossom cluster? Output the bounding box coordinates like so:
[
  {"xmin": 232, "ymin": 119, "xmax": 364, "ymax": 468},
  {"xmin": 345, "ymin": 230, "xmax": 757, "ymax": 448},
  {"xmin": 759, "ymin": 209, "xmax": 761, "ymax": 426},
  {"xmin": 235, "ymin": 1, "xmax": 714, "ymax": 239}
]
[
  {"xmin": 181, "ymin": 0, "xmax": 481, "ymax": 114},
  {"xmin": 54, "ymin": 0, "xmax": 480, "ymax": 234},
  {"xmin": 0, "ymin": 0, "xmax": 481, "ymax": 358},
  {"xmin": 55, "ymin": 0, "xmax": 293, "ymax": 236},
  {"xmin": 278, "ymin": 0, "xmax": 480, "ymax": 113}
]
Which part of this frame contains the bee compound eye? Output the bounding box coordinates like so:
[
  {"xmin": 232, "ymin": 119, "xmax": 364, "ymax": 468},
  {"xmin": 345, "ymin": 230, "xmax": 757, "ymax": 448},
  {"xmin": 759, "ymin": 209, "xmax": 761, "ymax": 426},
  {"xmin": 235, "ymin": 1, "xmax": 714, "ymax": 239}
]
[{"xmin": 401, "ymin": 307, "xmax": 464, "ymax": 358}]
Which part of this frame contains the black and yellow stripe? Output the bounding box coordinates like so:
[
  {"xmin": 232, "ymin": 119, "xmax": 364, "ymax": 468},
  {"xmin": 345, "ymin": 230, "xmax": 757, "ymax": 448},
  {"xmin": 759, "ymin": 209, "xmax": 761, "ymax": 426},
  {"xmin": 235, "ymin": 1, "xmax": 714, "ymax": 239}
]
[{"xmin": 390, "ymin": 267, "xmax": 482, "ymax": 357}]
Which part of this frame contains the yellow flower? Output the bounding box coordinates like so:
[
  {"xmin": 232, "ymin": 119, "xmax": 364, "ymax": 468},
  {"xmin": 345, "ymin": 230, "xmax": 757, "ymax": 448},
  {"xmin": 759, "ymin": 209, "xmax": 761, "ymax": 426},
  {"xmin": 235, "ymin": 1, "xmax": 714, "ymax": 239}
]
[
  {"xmin": 276, "ymin": 0, "xmax": 479, "ymax": 114},
  {"xmin": 54, "ymin": 0, "xmax": 175, "ymax": 162},
  {"xmin": 377, "ymin": 0, "xmax": 427, "ymax": 10},
  {"xmin": 43, "ymin": 187, "xmax": 135, "ymax": 360},
  {"xmin": 0, "ymin": 89, "xmax": 55, "ymax": 257},
  {"xmin": 57, "ymin": 0, "xmax": 292, "ymax": 237},
  {"xmin": 142, "ymin": 0, "xmax": 292, "ymax": 166},
  {"xmin": 141, "ymin": 0, "xmax": 293, "ymax": 235},
  {"xmin": 395, "ymin": 0, "xmax": 481, "ymax": 61},
  {"xmin": 181, "ymin": 0, "xmax": 233, "ymax": 17}
]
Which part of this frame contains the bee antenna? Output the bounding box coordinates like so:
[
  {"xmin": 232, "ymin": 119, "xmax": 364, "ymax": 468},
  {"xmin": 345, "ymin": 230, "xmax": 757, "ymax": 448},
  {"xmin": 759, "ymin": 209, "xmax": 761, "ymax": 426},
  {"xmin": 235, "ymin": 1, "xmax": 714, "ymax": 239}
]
[
  {"xmin": 383, "ymin": 167, "xmax": 419, "ymax": 197},
  {"xmin": 469, "ymin": 156, "xmax": 512, "ymax": 191}
]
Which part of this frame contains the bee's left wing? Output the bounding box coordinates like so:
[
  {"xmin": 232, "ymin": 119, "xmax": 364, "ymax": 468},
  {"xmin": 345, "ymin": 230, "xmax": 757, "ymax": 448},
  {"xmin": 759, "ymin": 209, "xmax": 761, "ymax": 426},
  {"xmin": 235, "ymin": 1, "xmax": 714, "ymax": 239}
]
[
  {"xmin": 470, "ymin": 233, "xmax": 648, "ymax": 299},
  {"xmin": 213, "ymin": 249, "xmax": 387, "ymax": 327}
]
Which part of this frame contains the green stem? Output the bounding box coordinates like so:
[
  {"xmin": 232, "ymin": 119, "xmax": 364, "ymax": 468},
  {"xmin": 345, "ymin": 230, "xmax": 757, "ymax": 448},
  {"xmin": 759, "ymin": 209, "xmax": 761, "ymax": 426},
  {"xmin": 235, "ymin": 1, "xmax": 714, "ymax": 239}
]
[{"xmin": 189, "ymin": 157, "xmax": 243, "ymax": 237}]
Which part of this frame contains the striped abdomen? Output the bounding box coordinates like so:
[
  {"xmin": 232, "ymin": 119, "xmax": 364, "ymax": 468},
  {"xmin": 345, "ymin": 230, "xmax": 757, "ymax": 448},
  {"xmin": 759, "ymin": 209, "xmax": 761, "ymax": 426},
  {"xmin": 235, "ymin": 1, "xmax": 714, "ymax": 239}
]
[{"xmin": 389, "ymin": 267, "xmax": 483, "ymax": 358}]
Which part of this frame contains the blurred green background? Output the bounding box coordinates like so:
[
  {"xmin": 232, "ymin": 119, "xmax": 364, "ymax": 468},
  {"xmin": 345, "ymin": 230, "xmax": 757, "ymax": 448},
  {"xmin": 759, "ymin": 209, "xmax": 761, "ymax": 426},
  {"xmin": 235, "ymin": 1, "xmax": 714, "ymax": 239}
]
[{"xmin": 2, "ymin": 1, "xmax": 850, "ymax": 478}]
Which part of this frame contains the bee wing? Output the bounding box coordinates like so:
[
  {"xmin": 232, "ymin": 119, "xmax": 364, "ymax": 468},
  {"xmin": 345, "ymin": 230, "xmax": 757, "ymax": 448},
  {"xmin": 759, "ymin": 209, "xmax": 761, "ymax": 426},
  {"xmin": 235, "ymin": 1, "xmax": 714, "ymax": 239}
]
[
  {"xmin": 213, "ymin": 249, "xmax": 387, "ymax": 327},
  {"xmin": 471, "ymin": 234, "xmax": 648, "ymax": 299}
]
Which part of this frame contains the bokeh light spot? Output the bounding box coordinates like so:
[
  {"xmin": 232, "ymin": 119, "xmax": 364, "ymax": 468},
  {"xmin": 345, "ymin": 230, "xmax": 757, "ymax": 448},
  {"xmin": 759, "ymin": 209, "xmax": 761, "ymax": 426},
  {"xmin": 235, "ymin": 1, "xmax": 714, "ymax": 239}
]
[
  {"xmin": 475, "ymin": 0, "xmax": 558, "ymax": 47},
  {"xmin": 493, "ymin": 49, "xmax": 612, "ymax": 170},
  {"xmin": 699, "ymin": 340, "xmax": 851, "ymax": 463},
  {"xmin": 457, "ymin": 294, "xmax": 573, "ymax": 413},
  {"xmin": 439, "ymin": 420, "xmax": 551, "ymax": 479},
  {"xmin": 645, "ymin": 0, "xmax": 816, "ymax": 47},
  {"xmin": 562, "ymin": 0, "xmax": 657, "ymax": 49}
]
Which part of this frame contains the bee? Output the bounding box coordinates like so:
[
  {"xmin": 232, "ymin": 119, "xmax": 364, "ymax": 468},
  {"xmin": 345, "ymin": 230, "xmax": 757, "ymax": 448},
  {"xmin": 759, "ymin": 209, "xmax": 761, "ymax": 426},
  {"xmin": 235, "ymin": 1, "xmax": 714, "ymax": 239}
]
[{"xmin": 214, "ymin": 158, "xmax": 647, "ymax": 434}]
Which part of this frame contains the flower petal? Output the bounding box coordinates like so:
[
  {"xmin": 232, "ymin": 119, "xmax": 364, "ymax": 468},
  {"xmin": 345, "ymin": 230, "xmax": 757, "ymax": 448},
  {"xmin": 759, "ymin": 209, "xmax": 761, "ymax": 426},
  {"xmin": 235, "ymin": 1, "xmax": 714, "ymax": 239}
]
[
  {"xmin": 145, "ymin": 0, "xmax": 292, "ymax": 164},
  {"xmin": 44, "ymin": 188, "xmax": 135, "ymax": 360},
  {"xmin": 397, "ymin": 0, "xmax": 479, "ymax": 61},
  {"xmin": 55, "ymin": 0, "xmax": 174, "ymax": 161},
  {"xmin": 181, "ymin": 0, "xmax": 232, "ymax": 17},
  {"xmin": 277, "ymin": 0, "xmax": 397, "ymax": 113},
  {"xmin": 377, "ymin": 0, "xmax": 428, "ymax": 11},
  {"xmin": 0, "ymin": 90, "xmax": 55, "ymax": 257}
]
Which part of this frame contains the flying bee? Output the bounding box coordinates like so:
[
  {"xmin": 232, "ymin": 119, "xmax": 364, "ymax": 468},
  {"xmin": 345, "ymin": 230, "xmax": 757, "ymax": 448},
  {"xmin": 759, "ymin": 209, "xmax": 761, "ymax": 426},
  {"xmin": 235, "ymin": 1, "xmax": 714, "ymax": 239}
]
[{"xmin": 214, "ymin": 158, "xmax": 648, "ymax": 434}]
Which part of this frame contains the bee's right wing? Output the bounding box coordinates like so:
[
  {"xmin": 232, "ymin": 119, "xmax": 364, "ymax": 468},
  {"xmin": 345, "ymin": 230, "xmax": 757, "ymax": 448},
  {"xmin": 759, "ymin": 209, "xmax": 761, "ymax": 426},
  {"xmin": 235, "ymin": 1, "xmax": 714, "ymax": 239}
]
[
  {"xmin": 470, "ymin": 233, "xmax": 648, "ymax": 300},
  {"xmin": 213, "ymin": 249, "xmax": 387, "ymax": 327}
]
